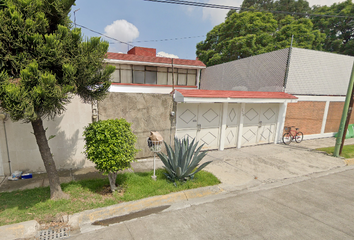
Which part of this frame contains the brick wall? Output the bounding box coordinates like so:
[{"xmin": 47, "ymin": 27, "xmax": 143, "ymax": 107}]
[
  {"xmin": 325, "ymin": 102, "xmax": 354, "ymax": 133},
  {"xmin": 284, "ymin": 101, "xmax": 326, "ymax": 135}
]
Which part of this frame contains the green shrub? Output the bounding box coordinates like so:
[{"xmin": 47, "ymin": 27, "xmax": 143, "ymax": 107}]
[
  {"xmin": 83, "ymin": 118, "xmax": 139, "ymax": 191},
  {"xmin": 157, "ymin": 137, "xmax": 212, "ymax": 182}
]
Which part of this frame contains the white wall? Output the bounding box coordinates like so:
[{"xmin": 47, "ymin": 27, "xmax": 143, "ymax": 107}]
[{"xmin": 0, "ymin": 96, "xmax": 94, "ymax": 176}]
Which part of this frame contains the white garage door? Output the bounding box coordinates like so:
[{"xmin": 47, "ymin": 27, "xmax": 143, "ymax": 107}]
[
  {"xmin": 176, "ymin": 103, "xmax": 221, "ymax": 150},
  {"xmin": 242, "ymin": 103, "xmax": 279, "ymax": 146}
]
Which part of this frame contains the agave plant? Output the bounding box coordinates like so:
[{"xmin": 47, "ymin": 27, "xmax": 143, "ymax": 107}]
[{"xmin": 157, "ymin": 137, "xmax": 212, "ymax": 182}]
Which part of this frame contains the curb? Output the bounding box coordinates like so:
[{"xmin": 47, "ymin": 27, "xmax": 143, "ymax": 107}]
[
  {"xmin": 0, "ymin": 185, "xmax": 224, "ymax": 239},
  {"xmin": 0, "ymin": 220, "xmax": 38, "ymax": 240},
  {"xmin": 344, "ymin": 158, "xmax": 354, "ymax": 165},
  {"xmin": 69, "ymin": 185, "xmax": 224, "ymax": 229}
]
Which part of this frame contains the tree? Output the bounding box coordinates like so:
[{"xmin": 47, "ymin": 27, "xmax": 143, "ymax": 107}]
[
  {"xmin": 240, "ymin": 0, "xmax": 274, "ymax": 13},
  {"xmin": 83, "ymin": 119, "xmax": 139, "ymax": 192},
  {"xmin": 273, "ymin": 0, "xmax": 311, "ymax": 20},
  {"xmin": 235, "ymin": 0, "xmax": 310, "ymax": 20},
  {"xmin": 311, "ymin": 0, "xmax": 354, "ymax": 55},
  {"xmin": 0, "ymin": 0, "xmax": 115, "ymax": 199},
  {"xmin": 196, "ymin": 11, "xmax": 325, "ymax": 66},
  {"xmin": 276, "ymin": 16, "xmax": 325, "ymax": 50}
]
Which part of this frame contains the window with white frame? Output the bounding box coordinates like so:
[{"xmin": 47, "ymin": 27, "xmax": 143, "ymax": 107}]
[{"xmin": 111, "ymin": 64, "xmax": 197, "ymax": 86}]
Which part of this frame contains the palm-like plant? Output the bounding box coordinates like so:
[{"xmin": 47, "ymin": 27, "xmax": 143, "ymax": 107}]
[{"xmin": 157, "ymin": 137, "xmax": 212, "ymax": 182}]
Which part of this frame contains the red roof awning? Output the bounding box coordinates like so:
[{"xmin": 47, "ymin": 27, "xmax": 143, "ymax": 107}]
[{"xmin": 174, "ymin": 89, "xmax": 297, "ymax": 103}]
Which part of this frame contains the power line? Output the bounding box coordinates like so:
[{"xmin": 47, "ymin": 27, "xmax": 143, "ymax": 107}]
[
  {"xmin": 76, "ymin": 23, "xmax": 183, "ymax": 58},
  {"xmin": 76, "ymin": 23, "xmax": 134, "ymax": 48},
  {"xmin": 132, "ymin": 35, "xmax": 205, "ymax": 43},
  {"xmin": 77, "ymin": 23, "xmax": 204, "ymax": 45},
  {"xmin": 144, "ymin": 0, "xmax": 354, "ymax": 19}
]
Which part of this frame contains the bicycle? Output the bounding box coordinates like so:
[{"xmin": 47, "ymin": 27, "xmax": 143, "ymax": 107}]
[{"xmin": 282, "ymin": 126, "xmax": 303, "ymax": 145}]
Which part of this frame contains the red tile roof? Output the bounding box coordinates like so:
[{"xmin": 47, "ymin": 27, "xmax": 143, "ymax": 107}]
[
  {"xmin": 176, "ymin": 89, "xmax": 298, "ymax": 99},
  {"xmin": 106, "ymin": 52, "xmax": 206, "ymax": 67}
]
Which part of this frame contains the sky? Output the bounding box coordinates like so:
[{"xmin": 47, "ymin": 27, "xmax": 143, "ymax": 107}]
[{"xmin": 70, "ymin": 0, "xmax": 345, "ymax": 60}]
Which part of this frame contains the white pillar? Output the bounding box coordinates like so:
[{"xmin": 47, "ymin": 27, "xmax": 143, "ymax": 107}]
[
  {"xmin": 275, "ymin": 102, "xmax": 288, "ymax": 144},
  {"xmin": 219, "ymin": 103, "xmax": 228, "ymax": 151},
  {"xmin": 197, "ymin": 69, "xmax": 201, "ymax": 89},
  {"xmin": 237, "ymin": 103, "xmax": 245, "ymax": 148},
  {"xmin": 321, "ymin": 101, "xmax": 330, "ymax": 135}
]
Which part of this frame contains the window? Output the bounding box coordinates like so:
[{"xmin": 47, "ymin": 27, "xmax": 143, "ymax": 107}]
[
  {"xmin": 111, "ymin": 64, "xmax": 198, "ymax": 86},
  {"xmin": 157, "ymin": 67, "xmax": 168, "ymax": 85},
  {"xmin": 133, "ymin": 65, "xmax": 145, "ymax": 84},
  {"xmin": 178, "ymin": 69, "xmax": 187, "ymax": 85},
  {"xmin": 168, "ymin": 68, "xmax": 178, "ymax": 85},
  {"xmin": 187, "ymin": 69, "xmax": 197, "ymax": 86},
  {"xmin": 145, "ymin": 66, "xmax": 157, "ymax": 84},
  {"xmin": 111, "ymin": 65, "xmax": 120, "ymax": 83},
  {"xmin": 121, "ymin": 65, "xmax": 132, "ymax": 83}
]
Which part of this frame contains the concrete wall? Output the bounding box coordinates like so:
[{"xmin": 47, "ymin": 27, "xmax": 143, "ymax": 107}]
[
  {"xmin": 0, "ymin": 96, "xmax": 93, "ymax": 176},
  {"xmin": 98, "ymin": 92, "xmax": 176, "ymax": 158}
]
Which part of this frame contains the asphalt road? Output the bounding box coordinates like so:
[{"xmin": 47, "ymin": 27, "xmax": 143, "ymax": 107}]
[{"xmin": 69, "ymin": 167, "xmax": 354, "ymax": 240}]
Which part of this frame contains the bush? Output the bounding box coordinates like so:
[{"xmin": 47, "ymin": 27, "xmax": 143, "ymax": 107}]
[
  {"xmin": 83, "ymin": 118, "xmax": 139, "ymax": 191},
  {"xmin": 157, "ymin": 137, "xmax": 212, "ymax": 182}
]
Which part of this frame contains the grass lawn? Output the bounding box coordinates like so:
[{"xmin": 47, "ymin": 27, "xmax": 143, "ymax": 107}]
[
  {"xmin": 0, "ymin": 169, "xmax": 220, "ymax": 226},
  {"xmin": 317, "ymin": 144, "xmax": 354, "ymax": 158}
]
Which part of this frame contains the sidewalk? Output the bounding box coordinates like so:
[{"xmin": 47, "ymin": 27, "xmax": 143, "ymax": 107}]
[
  {"xmin": 1, "ymin": 137, "xmax": 351, "ymax": 193},
  {"xmin": 0, "ymin": 137, "xmax": 352, "ymax": 239}
]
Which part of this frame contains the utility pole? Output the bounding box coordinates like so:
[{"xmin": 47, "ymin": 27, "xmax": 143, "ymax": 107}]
[
  {"xmin": 334, "ymin": 62, "xmax": 354, "ymax": 157},
  {"xmin": 171, "ymin": 58, "xmax": 175, "ymax": 92}
]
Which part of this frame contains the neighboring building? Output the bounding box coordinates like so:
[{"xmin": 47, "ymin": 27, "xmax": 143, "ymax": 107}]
[{"xmin": 200, "ymin": 47, "xmax": 354, "ymax": 142}]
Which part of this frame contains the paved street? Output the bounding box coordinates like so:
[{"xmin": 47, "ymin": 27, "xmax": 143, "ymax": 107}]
[{"xmin": 69, "ymin": 167, "xmax": 354, "ymax": 240}]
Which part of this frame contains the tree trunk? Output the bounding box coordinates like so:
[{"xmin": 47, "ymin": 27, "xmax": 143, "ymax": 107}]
[
  {"xmin": 31, "ymin": 118, "xmax": 69, "ymax": 200},
  {"xmin": 108, "ymin": 172, "xmax": 118, "ymax": 192}
]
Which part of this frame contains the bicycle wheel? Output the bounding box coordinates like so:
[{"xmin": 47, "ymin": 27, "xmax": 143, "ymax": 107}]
[
  {"xmin": 282, "ymin": 133, "xmax": 292, "ymax": 145},
  {"xmin": 295, "ymin": 132, "xmax": 303, "ymax": 143}
]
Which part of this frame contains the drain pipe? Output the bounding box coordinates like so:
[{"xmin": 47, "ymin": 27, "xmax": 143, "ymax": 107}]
[{"xmin": 0, "ymin": 113, "xmax": 11, "ymax": 175}]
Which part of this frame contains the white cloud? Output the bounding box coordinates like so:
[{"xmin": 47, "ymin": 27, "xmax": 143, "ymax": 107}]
[
  {"xmin": 104, "ymin": 20, "xmax": 139, "ymax": 52},
  {"xmin": 202, "ymin": 0, "xmax": 243, "ymax": 25},
  {"xmin": 157, "ymin": 51, "xmax": 179, "ymax": 58},
  {"xmin": 308, "ymin": 0, "xmax": 339, "ymax": 6}
]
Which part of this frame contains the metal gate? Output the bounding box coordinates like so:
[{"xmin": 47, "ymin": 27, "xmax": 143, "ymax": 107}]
[
  {"xmin": 176, "ymin": 103, "xmax": 221, "ymax": 150},
  {"xmin": 242, "ymin": 103, "xmax": 279, "ymax": 146}
]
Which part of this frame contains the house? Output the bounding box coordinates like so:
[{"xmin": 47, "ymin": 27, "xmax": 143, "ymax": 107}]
[
  {"xmin": 0, "ymin": 47, "xmax": 206, "ymax": 176},
  {"xmin": 98, "ymin": 47, "xmax": 206, "ymax": 158},
  {"xmin": 199, "ymin": 47, "xmax": 354, "ymax": 144}
]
